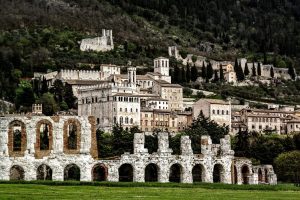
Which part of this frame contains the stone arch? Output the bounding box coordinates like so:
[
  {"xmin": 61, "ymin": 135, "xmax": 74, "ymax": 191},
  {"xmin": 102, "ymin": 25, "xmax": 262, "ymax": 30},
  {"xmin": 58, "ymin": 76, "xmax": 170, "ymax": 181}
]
[
  {"xmin": 10, "ymin": 165, "xmax": 25, "ymax": 180},
  {"xmin": 241, "ymin": 165, "xmax": 250, "ymax": 184},
  {"xmin": 213, "ymin": 164, "xmax": 225, "ymax": 183},
  {"xmin": 64, "ymin": 164, "xmax": 80, "ymax": 181},
  {"xmin": 37, "ymin": 164, "xmax": 52, "ymax": 180},
  {"xmin": 63, "ymin": 119, "xmax": 81, "ymax": 154},
  {"xmin": 169, "ymin": 163, "xmax": 182, "ymax": 183},
  {"xmin": 145, "ymin": 163, "xmax": 159, "ymax": 182},
  {"xmin": 92, "ymin": 164, "xmax": 108, "ymax": 181},
  {"xmin": 233, "ymin": 165, "xmax": 238, "ymax": 184},
  {"xmin": 118, "ymin": 163, "xmax": 133, "ymax": 182},
  {"xmin": 192, "ymin": 164, "xmax": 205, "ymax": 183},
  {"xmin": 35, "ymin": 119, "xmax": 53, "ymax": 158},
  {"xmin": 258, "ymin": 168, "xmax": 263, "ymax": 182},
  {"xmin": 8, "ymin": 120, "xmax": 26, "ymax": 157},
  {"xmin": 265, "ymin": 169, "xmax": 268, "ymax": 183}
]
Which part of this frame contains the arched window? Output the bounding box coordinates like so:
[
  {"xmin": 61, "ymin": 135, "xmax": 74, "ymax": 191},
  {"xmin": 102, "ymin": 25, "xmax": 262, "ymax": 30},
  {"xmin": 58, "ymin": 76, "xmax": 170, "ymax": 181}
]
[
  {"xmin": 241, "ymin": 165, "xmax": 250, "ymax": 184},
  {"xmin": 213, "ymin": 164, "xmax": 225, "ymax": 183},
  {"xmin": 130, "ymin": 118, "xmax": 133, "ymax": 124},
  {"xmin": 114, "ymin": 117, "xmax": 117, "ymax": 124},
  {"xmin": 9, "ymin": 120, "xmax": 26, "ymax": 156},
  {"xmin": 125, "ymin": 117, "xmax": 129, "ymax": 124},
  {"xmin": 120, "ymin": 117, "xmax": 123, "ymax": 124},
  {"xmin": 192, "ymin": 164, "xmax": 205, "ymax": 183},
  {"xmin": 92, "ymin": 164, "xmax": 107, "ymax": 181},
  {"xmin": 39, "ymin": 123, "xmax": 50, "ymax": 150},
  {"xmin": 68, "ymin": 123, "xmax": 78, "ymax": 150}
]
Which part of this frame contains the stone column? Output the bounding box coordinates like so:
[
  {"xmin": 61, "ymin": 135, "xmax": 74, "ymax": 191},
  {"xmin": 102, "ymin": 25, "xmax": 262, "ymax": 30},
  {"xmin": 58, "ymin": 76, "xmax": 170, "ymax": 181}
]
[
  {"xmin": 201, "ymin": 135, "xmax": 212, "ymax": 156},
  {"xmin": 134, "ymin": 133, "xmax": 148, "ymax": 154},
  {"xmin": 158, "ymin": 159, "xmax": 170, "ymax": 183},
  {"xmin": 133, "ymin": 161, "xmax": 145, "ymax": 182},
  {"xmin": 180, "ymin": 136, "xmax": 193, "ymax": 156},
  {"xmin": 107, "ymin": 164, "xmax": 118, "ymax": 182},
  {"xmin": 157, "ymin": 132, "xmax": 172, "ymax": 156},
  {"xmin": 52, "ymin": 164, "xmax": 64, "ymax": 181}
]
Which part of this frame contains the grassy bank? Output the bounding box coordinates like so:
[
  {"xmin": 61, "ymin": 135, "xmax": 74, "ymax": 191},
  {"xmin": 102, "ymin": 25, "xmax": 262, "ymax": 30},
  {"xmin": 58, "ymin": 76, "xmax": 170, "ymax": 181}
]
[{"xmin": 0, "ymin": 183, "xmax": 300, "ymax": 200}]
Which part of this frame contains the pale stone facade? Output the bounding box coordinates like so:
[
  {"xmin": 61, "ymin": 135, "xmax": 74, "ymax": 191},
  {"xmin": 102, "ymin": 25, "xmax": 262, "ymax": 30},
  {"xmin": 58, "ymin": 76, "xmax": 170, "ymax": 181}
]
[
  {"xmin": 0, "ymin": 116, "xmax": 277, "ymax": 184},
  {"xmin": 80, "ymin": 29, "xmax": 114, "ymax": 52},
  {"xmin": 193, "ymin": 99, "xmax": 231, "ymax": 130}
]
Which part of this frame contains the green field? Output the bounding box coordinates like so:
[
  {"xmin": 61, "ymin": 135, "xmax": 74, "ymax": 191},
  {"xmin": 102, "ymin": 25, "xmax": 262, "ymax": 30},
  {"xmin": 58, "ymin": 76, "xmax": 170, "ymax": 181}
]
[{"xmin": 0, "ymin": 182, "xmax": 299, "ymax": 200}]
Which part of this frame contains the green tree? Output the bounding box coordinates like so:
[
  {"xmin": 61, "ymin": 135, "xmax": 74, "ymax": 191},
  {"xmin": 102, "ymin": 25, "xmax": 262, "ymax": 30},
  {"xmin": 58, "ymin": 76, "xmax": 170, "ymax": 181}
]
[
  {"xmin": 213, "ymin": 70, "xmax": 219, "ymax": 82},
  {"xmin": 14, "ymin": 80, "xmax": 35, "ymax": 111},
  {"xmin": 41, "ymin": 77, "xmax": 48, "ymax": 94},
  {"xmin": 244, "ymin": 63, "xmax": 250, "ymax": 76},
  {"xmin": 64, "ymin": 83, "xmax": 76, "ymax": 109},
  {"xmin": 191, "ymin": 64, "xmax": 198, "ymax": 82},
  {"xmin": 257, "ymin": 62, "xmax": 261, "ymax": 76},
  {"xmin": 219, "ymin": 65, "xmax": 224, "ymax": 81},
  {"xmin": 274, "ymin": 151, "xmax": 300, "ymax": 182},
  {"xmin": 252, "ymin": 63, "xmax": 257, "ymax": 76},
  {"xmin": 191, "ymin": 55, "xmax": 197, "ymax": 63},
  {"xmin": 37, "ymin": 92, "xmax": 58, "ymax": 116},
  {"xmin": 201, "ymin": 61, "xmax": 206, "ymax": 79},
  {"xmin": 52, "ymin": 79, "xmax": 64, "ymax": 103},
  {"xmin": 173, "ymin": 64, "xmax": 180, "ymax": 83},
  {"xmin": 181, "ymin": 67, "xmax": 186, "ymax": 83},
  {"xmin": 206, "ymin": 62, "xmax": 213, "ymax": 80},
  {"xmin": 236, "ymin": 62, "xmax": 245, "ymax": 81},
  {"xmin": 288, "ymin": 65, "xmax": 296, "ymax": 80},
  {"xmin": 186, "ymin": 63, "xmax": 191, "ymax": 83},
  {"xmin": 270, "ymin": 67, "xmax": 274, "ymax": 78}
]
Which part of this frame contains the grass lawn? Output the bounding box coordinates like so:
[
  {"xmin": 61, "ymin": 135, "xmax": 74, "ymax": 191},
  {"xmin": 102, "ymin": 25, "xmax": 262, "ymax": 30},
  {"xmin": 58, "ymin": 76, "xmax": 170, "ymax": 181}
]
[{"xmin": 0, "ymin": 183, "xmax": 300, "ymax": 200}]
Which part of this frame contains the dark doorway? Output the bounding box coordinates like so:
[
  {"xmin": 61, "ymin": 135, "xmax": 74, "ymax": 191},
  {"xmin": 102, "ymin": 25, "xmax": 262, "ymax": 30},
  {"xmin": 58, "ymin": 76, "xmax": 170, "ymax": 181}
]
[
  {"xmin": 64, "ymin": 164, "xmax": 80, "ymax": 181},
  {"xmin": 169, "ymin": 164, "xmax": 182, "ymax": 183},
  {"xmin": 192, "ymin": 164, "xmax": 204, "ymax": 182},
  {"xmin": 119, "ymin": 164, "xmax": 133, "ymax": 182},
  {"xmin": 92, "ymin": 164, "xmax": 107, "ymax": 181},
  {"xmin": 145, "ymin": 163, "xmax": 158, "ymax": 182},
  {"xmin": 242, "ymin": 165, "xmax": 250, "ymax": 184},
  {"xmin": 213, "ymin": 164, "xmax": 224, "ymax": 183}
]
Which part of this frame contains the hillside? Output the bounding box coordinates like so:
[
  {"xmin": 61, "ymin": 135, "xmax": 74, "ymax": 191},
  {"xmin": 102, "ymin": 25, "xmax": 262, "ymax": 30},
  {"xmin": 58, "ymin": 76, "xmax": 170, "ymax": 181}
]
[{"xmin": 1, "ymin": 0, "xmax": 300, "ymax": 102}]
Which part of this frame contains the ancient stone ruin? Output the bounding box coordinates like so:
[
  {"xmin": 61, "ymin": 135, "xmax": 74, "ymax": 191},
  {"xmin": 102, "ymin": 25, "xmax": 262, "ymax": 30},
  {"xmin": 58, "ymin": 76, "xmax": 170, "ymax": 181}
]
[
  {"xmin": 80, "ymin": 29, "xmax": 114, "ymax": 52},
  {"xmin": 0, "ymin": 115, "xmax": 277, "ymax": 184}
]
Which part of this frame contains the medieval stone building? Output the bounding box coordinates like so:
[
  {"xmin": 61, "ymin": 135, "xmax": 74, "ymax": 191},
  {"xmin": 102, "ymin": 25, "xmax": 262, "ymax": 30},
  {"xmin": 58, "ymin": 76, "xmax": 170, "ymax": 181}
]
[{"xmin": 0, "ymin": 115, "xmax": 277, "ymax": 184}]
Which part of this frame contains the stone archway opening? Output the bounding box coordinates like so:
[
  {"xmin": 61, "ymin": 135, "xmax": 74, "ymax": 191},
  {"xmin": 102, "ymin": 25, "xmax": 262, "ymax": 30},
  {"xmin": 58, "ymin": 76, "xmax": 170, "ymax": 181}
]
[
  {"xmin": 192, "ymin": 164, "xmax": 205, "ymax": 183},
  {"xmin": 241, "ymin": 165, "xmax": 250, "ymax": 184},
  {"xmin": 233, "ymin": 165, "xmax": 238, "ymax": 184},
  {"xmin": 213, "ymin": 164, "xmax": 224, "ymax": 183},
  {"xmin": 92, "ymin": 164, "xmax": 107, "ymax": 181},
  {"xmin": 265, "ymin": 169, "xmax": 268, "ymax": 183},
  {"xmin": 169, "ymin": 163, "xmax": 182, "ymax": 183},
  {"xmin": 145, "ymin": 163, "xmax": 158, "ymax": 182},
  {"xmin": 64, "ymin": 164, "xmax": 80, "ymax": 181},
  {"xmin": 10, "ymin": 165, "xmax": 25, "ymax": 180},
  {"xmin": 37, "ymin": 164, "xmax": 52, "ymax": 181},
  {"xmin": 118, "ymin": 164, "xmax": 133, "ymax": 182},
  {"xmin": 258, "ymin": 168, "xmax": 263, "ymax": 182}
]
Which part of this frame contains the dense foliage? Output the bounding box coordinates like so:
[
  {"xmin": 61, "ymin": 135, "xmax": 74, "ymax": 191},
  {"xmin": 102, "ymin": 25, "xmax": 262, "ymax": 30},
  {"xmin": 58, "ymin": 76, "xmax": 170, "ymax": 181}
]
[{"xmin": 274, "ymin": 151, "xmax": 300, "ymax": 183}]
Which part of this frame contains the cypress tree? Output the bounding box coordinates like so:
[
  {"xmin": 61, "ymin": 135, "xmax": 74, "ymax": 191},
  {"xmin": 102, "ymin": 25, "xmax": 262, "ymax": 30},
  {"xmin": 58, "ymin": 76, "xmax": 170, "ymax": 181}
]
[
  {"xmin": 178, "ymin": 66, "xmax": 183, "ymax": 83},
  {"xmin": 236, "ymin": 62, "xmax": 245, "ymax": 81},
  {"xmin": 270, "ymin": 67, "xmax": 274, "ymax": 78},
  {"xmin": 288, "ymin": 65, "xmax": 296, "ymax": 80},
  {"xmin": 234, "ymin": 58, "xmax": 238, "ymax": 72},
  {"xmin": 206, "ymin": 62, "xmax": 214, "ymax": 80},
  {"xmin": 257, "ymin": 62, "xmax": 261, "ymax": 76},
  {"xmin": 252, "ymin": 62, "xmax": 256, "ymax": 76},
  {"xmin": 181, "ymin": 67, "xmax": 186, "ymax": 83},
  {"xmin": 186, "ymin": 63, "xmax": 191, "ymax": 83},
  {"xmin": 173, "ymin": 64, "xmax": 180, "ymax": 83},
  {"xmin": 201, "ymin": 61, "xmax": 207, "ymax": 79},
  {"xmin": 219, "ymin": 65, "xmax": 224, "ymax": 81},
  {"xmin": 41, "ymin": 77, "xmax": 48, "ymax": 94},
  {"xmin": 244, "ymin": 63, "xmax": 250, "ymax": 76},
  {"xmin": 213, "ymin": 70, "xmax": 219, "ymax": 82},
  {"xmin": 191, "ymin": 64, "xmax": 198, "ymax": 82}
]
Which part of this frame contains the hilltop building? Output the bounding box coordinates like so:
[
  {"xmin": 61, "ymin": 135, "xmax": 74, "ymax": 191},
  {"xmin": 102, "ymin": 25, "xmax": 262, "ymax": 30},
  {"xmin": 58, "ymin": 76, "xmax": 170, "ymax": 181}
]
[{"xmin": 80, "ymin": 29, "xmax": 114, "ymax": 52}]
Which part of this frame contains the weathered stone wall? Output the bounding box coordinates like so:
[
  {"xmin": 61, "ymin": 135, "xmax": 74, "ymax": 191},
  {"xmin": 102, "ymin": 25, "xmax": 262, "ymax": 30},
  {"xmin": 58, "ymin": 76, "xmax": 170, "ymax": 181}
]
[{"xmin": 0, "ymin": 116, "xmax": 277, "ymax": 184}]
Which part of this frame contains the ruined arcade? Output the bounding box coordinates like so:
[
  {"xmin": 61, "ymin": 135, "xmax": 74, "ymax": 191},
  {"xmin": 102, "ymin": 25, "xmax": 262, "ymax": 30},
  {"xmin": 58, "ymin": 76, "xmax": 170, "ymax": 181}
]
[{"xmin": 0, "ymin": 115, "xmax": 277, "ymax": 184}]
